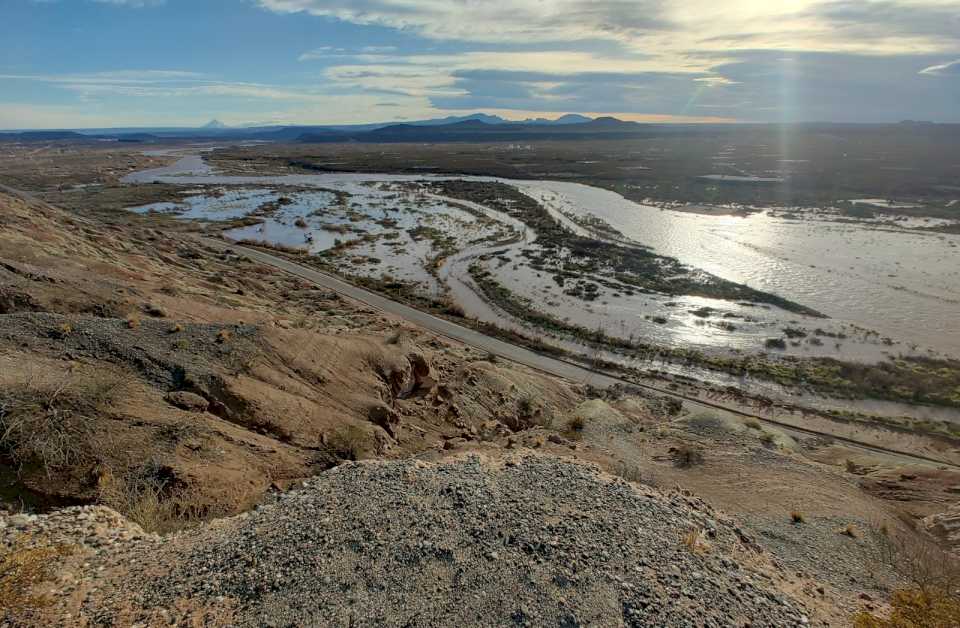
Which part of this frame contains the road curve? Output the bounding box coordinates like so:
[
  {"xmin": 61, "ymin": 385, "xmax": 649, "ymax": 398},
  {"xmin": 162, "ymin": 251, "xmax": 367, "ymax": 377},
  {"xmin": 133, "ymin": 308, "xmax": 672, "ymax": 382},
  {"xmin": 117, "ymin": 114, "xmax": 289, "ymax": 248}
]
[{"xmin": 218, "ymin": 238, "xmax": 958, "ymax": 470}]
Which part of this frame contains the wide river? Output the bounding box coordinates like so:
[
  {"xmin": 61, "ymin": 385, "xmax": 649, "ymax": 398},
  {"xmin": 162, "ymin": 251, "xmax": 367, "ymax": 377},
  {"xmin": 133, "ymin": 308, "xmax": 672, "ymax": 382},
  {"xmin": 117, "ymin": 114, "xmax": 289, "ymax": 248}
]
[{"xmin": 126, "ymin": 155, "xmax": 960, "ymax": 357}]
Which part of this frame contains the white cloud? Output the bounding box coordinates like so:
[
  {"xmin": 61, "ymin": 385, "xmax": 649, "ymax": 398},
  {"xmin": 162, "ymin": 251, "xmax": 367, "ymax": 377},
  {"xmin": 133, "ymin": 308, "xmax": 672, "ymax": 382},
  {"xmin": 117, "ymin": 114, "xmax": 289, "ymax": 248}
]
[
  {"xmin": 920, "ymin": 59, "xmax": 960, "ymax": 75},
  {"xmin": 261, "ymin": 0, "xmax": 960, "ymax": 64}
]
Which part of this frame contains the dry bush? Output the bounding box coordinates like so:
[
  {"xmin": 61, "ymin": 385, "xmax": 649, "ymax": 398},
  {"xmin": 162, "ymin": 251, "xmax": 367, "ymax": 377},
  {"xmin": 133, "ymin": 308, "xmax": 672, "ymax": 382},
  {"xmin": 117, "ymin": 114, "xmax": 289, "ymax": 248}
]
[
  {"xmin": 790, "ymin": 510, "xmax": 806, "ymax": 524},
  {"xmin": 0, "ymin": 535, "xmax": 73, "ymax": 624},
  {"xmin": 327, "ymin": 424, "xmax": 368, "ymax": 460},
  {"xmin": 611, "ymin": 461, "xmax": 643, "ymax": 484},
  {"xmin": 0, "ymin": 369, "xmax": 127, "ymax": 473},
  {"xmin": 854, "ymin": 588, "xmax": 960, "ymax": 628},
  {"xmin": 680, "ymin": 527, "xmax": 711, "ymax": 554},
  {"xmin": 855, "ymin": 525, "xmax": 960, "ymax": 627},
  {"xmin": 216, "ymin": 329, "xmax": 232, "ymax": 344},
  {"xmin": 839, "ymin": 523, "xmax": 860, "ymax": 538},
  {"xmin": 744, "ymin": 418, "xmax": 762, "ymax": 430},
  {"xmin": 168, "ymin": 323, "xmax": 183, "ymax": 334},
  {"xmin": 441, "ymin": 300, "xmax": 466, "ymax": 317},
  {"xmin": 566, "ymin": 415, "xmax": 586, "ymax": 433},
  {"xmin": 97, "ymin": 461, "xmax": 213, "ymax": 534},
  {"xmin": 125, "ymin": 314, "xmax": 140, "ymax": 329},
  {"xmin": 671, "ymin": 444, "xmax": 705, "ymax": 468}
]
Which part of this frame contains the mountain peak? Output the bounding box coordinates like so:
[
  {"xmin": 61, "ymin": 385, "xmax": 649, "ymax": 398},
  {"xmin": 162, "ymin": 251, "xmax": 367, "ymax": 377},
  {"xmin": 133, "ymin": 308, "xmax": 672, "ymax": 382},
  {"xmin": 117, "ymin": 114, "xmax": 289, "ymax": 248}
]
[{"xmin": 202, "ymin": 119, "xmax": 228, "ymax": 129}]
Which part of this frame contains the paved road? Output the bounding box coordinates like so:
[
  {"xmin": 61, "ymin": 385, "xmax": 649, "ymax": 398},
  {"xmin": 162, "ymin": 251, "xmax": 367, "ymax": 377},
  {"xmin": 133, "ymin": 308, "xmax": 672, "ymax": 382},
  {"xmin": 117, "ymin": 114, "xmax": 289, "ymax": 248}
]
[{"xmin": 219, "ymin": 239, "xmax": 958, "ymax": 469}]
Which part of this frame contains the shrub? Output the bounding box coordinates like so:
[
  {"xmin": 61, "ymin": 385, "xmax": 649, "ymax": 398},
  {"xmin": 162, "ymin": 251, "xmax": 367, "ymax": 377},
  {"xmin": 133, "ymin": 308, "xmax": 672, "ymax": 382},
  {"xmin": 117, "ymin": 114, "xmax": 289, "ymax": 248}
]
[
  {"xmin": 0, "ymin": 370, "xmax": 127, "ymax": 472},
  {"xmin": 327, "ymin": 424, "xmax": 368, "ymax": 460},
  {"xmin": 764, "ymin": 337, "xmax": 787, "ymax": 350},
  {"xmin": 566, "ymin": 415, "xmax": 586, "ymax": 432},
  {"xmin": 758, "ymin": 431, "xmax": 777, "ymax": 447},
  {"xmin": 854, "ymin": 588, "xmax": 960, "ymax": 628},
  {"xmin": 744, "ymin": 418, "xmax": 762, "ymax": 430},
  {"xmin": 216, "ymin": 329, "xmax": 232, "ymax": 344},
  {"xmin": 790, "ymin": 510, "xmax": 805, "ymax": 524},
  {"xmin": 442, "ymin": 301, "xmax": 466, "ymax": 317},
  {"xmin": 168, "ymin": 323, "xmax": 184, "ymax": 334},
  {"xmin": 671, "ymin": 444, "xmax": 705, "ymax": 468},
  {"xmin": 126, "ymin": 314, "xmax": 140, "ymax": 329},
  {"xmin": 97, "ymin": 462, "xmax": 199, "ymax": 534}
]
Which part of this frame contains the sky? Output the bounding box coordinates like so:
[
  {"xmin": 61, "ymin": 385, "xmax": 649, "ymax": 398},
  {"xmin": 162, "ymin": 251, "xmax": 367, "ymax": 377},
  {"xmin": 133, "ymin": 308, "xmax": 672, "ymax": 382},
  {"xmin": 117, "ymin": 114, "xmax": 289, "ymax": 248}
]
[{"xmin": 1, "ymin": 0, "xmax": 958, "ymax": 128}]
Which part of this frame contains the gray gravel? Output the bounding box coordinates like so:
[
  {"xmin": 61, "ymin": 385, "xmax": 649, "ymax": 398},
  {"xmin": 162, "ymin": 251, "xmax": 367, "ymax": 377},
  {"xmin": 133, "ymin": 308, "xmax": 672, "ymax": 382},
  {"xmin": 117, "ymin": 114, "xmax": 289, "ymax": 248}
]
[{"xmin": 96, "ymin": 454, "xmax": 811, "ymax": 627}]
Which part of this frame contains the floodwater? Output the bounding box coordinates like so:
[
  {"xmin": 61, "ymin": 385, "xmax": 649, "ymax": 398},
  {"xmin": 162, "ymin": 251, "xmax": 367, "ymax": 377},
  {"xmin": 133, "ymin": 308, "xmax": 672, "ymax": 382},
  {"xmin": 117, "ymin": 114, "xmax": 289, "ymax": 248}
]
[
  {"xmin": 518, "ymin": 182, "xmax": 960, "ymax": 357},
  {"xmin": 125, "ymin": 155, "xmax": 960, "ymax": 358}
]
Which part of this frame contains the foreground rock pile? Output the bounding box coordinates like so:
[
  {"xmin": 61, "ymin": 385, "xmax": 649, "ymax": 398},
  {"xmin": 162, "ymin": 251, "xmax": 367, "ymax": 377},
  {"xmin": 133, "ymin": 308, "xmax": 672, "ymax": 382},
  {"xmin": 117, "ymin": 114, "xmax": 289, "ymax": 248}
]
[{"xmin": 61, "ymin": 454, "xmax": 811, "ymax": 626}]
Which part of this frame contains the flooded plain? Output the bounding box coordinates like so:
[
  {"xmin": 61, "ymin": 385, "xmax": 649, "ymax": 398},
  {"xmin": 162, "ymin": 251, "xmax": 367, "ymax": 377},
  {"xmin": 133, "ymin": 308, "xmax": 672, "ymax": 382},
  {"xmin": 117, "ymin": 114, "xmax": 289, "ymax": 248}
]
[{"xmin": 126, "ymin": 154, "xmax": 960, "ymax": 361}]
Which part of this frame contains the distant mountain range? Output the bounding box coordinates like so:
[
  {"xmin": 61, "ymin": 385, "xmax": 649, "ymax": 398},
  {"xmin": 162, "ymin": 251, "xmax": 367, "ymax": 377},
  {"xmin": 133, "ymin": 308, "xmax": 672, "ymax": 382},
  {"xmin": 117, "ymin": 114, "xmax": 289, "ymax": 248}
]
[{"xmin": 3, "ymin": 114, "xmax": 958, "ymax": 144}]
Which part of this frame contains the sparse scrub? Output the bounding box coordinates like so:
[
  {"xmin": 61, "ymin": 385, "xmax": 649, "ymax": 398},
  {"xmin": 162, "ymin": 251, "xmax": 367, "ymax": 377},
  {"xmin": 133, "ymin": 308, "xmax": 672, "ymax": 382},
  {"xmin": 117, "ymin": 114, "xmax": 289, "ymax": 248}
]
[
  {"xmin": 0, "ymin": 370, "xmax": 127, "ymax": 472},
  {"xmin": 744, "ymin": 418, "xmax": 762, "ymax": 430},
  {"xmin": 790, "ymin": 510, "xmax": 805, "ymax": 524},
  {"xmin": 566, "ymin": 414, "xmax": 586, "ymax": 433},
  {"xmin": 96, "ymin": 461, "xmax": 205, "ymax": 533},
  {"xmin": 680, "ymin": 527, "xmax": 710, "ymax": 554},
  {"xmin": 327, "ymin": 424, "xmax": 368, "ymax": 460},
  {"xmin": 854, "ymin": 588, "xmax": 960, "ymax": 628},
  {"xmin": 441, "ymin": 300, "xmax": 466, "ymax": 317}
]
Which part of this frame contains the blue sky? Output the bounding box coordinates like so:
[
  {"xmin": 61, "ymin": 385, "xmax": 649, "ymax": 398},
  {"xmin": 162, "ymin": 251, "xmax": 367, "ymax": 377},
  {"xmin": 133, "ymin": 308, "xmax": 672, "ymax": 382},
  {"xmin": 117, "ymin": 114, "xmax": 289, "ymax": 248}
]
[{"xmin": 1, "ymin": 0, "xmax": 959, "ymax": 128}]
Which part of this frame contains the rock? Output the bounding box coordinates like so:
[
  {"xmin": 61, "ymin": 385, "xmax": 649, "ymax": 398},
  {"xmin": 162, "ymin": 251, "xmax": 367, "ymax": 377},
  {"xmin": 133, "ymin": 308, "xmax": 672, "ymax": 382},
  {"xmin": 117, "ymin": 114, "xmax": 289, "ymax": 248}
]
[
  {"xmin": 366, "ymin": 402, "xmax": 401, "ymax": 438},
  {"xmin": 164, "ymin": 391, "xmax": 209, "ymax": 413}
]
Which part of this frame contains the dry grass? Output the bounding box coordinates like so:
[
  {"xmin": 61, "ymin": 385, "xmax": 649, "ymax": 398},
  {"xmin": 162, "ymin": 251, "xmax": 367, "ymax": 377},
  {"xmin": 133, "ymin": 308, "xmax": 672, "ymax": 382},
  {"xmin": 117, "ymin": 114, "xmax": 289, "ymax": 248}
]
[
  {"xmin": 680, "ymin": 527, "xmax": 711, "ymax": 554},
  {"xmin": 839, "ymin": 523, "xmax": 860, "ymax": 538},
  {"xmin": 327, "ymin": 424, "xmax": 368, "ymax": 460},
  {"xmin": 566, "ymin": 415, "xmax": 586, "ymax": 433},
  {"xmin": 97, "ymin": 461, "xmax": 224, "ymax": 534},
  {"xmin": 0, "ymin": 534, "xmax": 73, "ymax": 624},
  {"xmin": 168, "ymin": 323, "xmax": 184, "ymax": 334},
  {"xmin": 790, "ymin": 510, "xmax": 806, "ymax": 524},
  {"xmin": 611, "ymin": 461, "xmax": 643, "ymax": 484},
  {"xmin": 216, "ymin": 329, "xmax": 232, "ymax": 344},
  {"xmin": 0, "ymin": 369, "xmax": 127, "ymax": 473},
  {"xmin": 854, "ymin": 588, "xmax": 960, "ymax": 628}
]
